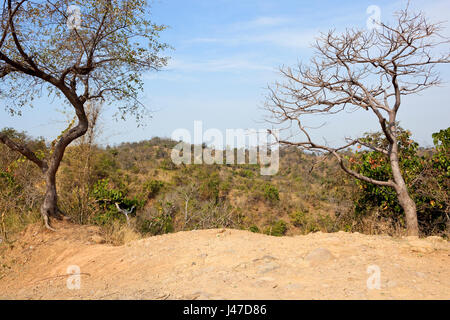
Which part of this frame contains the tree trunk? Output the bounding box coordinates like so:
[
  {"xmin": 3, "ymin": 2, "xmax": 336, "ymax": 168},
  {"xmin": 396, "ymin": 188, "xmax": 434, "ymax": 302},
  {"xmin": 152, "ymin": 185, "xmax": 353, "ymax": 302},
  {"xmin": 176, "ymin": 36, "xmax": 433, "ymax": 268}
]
[
  {"xmin": 41, "ymin": 170, "xmax": 60, "ymax": 230},
  {"xmin": 396, "ymin": 184, "xmax": 419, "ymax": 236},
  {"xmin": 389, "ymin": 141, "xmax": 419, "ymax": 236}
]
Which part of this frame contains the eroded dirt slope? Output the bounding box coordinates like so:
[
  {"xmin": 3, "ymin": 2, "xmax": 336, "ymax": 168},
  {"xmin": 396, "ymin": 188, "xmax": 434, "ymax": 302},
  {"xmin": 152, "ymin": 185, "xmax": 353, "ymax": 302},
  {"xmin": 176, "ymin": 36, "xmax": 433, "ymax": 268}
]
[{"xmin": 0, "ymin": 221, "xmax": 449, "ymax": 299}]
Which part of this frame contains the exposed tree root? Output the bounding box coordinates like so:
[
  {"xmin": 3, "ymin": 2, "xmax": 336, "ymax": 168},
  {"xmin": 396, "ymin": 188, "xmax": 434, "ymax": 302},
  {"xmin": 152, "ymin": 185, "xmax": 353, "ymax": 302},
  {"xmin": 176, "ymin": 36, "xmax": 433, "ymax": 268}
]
[{"xmin": 43, "ymin": 214, "xmax": 57, "ymax": 232}]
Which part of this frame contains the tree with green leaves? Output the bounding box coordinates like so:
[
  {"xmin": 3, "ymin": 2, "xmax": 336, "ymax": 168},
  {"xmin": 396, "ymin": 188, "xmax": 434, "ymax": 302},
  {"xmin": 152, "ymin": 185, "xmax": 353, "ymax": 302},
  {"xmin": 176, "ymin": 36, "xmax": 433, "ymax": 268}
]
[{"xmin": 0, "ymin": 0, "xmax": 169, "ymax": 229}]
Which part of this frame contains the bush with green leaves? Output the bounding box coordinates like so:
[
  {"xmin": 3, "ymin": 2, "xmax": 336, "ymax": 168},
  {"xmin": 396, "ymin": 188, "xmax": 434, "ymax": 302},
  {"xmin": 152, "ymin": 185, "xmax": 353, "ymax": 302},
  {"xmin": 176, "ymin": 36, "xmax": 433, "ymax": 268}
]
[
  {"xmin": 432, "ymin": 128, "xmax": 450, "ymax": 179},
  {"xmin": 199, "ymin": 172, "xmax": 221, "ymax": 203},
  {"xmin": 159, "ymin": 159, "xmax": 177, "ymax": 170},
  {"xmin": 238, "ymin": 169, "xmax": 254, "ymax": 178},
  {"xmin": 144, "ymin": 179, "xmax": 164, "ymax": 199},
  {"xmin": 350, "ymin": 127, "xmax": 449, "ymax": 235},
  {"xmin": 349, "ymin": 128, "xmax": 421, "ymax": 218},
  {"xmin": 264, "ymin": 220, "xmax": 287, "ymax": 236},
  {"xmin": 136, "ymin": 201, "xmax": 175, "ymax": 235},
  {"xmin": 263, "ymin": 183, "xmax": 280, "ymax": 203},
  {"xmin": 91, "ymin": 179, "xmax": 144, "ymax": 226},
  {"xmin": 290, "ymin": 211, "xmax": 337, "ymax": 234}
]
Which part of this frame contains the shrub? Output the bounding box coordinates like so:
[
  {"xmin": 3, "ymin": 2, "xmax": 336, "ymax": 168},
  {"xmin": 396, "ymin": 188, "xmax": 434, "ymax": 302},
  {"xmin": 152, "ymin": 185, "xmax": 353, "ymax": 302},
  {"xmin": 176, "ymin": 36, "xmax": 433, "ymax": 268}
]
[
  {"xmin": 264, "ymin": 220, "xmax": 287, "ymax": 236},
  {"xmin": 263, "ymin": 183, "xmax": 280, "ymax": 203},
  {"xmin": 137, "ymin": 201, "xmax": 175, "ymax": 235},
  {"xmin": 290, "ymin": 211, "xmax": 308, "ymax": 228},
  {"xmin": 239, "ymin": 169, "xmax": 254, "ymax": 178},
  {"xmin": 350, "ymin": 127, "xmax": 449, "ymax": 235},
  {"xmin": 199, "ymin": 172, "xmax": 221, "ymax": 203},
  {"xmin": 290, "ymin": 211, "xmax": 337, "ymax": 234},
  {"xmin": 91, "ymin": 179, "xmax": 143, "ymax": 226},
  {"xmin": 144, "ymin": 179, "xmax": 164, "ymax": 199},
  {"xmin": 159, "ymin": 159, "xmax": 177, "ymax": 170}
]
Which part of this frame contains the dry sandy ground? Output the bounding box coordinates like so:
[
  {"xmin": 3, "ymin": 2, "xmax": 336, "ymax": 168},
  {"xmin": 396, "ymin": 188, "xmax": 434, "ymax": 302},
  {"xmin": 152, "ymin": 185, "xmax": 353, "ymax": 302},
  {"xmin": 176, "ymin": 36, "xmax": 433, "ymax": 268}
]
[{"xmin": 0, "ymin": 221, "xmax": 449, "ymax": 300}]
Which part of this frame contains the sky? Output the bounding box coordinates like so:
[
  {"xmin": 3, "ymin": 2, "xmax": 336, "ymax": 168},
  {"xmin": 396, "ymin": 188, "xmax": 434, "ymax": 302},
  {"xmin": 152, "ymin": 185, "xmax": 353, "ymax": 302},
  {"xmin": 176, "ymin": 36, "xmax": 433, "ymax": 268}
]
[{"xmin": 0, "ymin": 0, "xmax": 449, "ymax": 147}]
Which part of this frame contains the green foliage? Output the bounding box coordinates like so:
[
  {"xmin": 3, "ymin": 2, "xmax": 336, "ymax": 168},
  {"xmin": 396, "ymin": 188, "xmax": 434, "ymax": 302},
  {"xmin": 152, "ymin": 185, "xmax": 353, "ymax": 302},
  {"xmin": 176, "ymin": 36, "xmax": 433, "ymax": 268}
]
[
  {"xmin": 0, "ymin": 169, "xmax": 18, "ymax": 192},
  {"xmin": 91, "ymin": 179, "xmax": 143, "ymax": 226},
  {"xmin": 199, "ymin": 172, "xmax": 221, "ymax": 203},
  {"xmin": 0, "ymin": 132, "xmax": 43, "ymax": 239},
  {"xmin": 159, "ymin": 159, "xmax": 177, "ymax": 170},
  {"xmin": 350, "ymin": 127, "xmax": 449, "ymax": 235},
  {"xmin": 290, "ymin": 211, "xmax": 309, "ymax": 228},
  {"xmin": 432, "ymin": 128, "xmax": 450, "ymax": 178},
  {"xmin": 263, "ymin": 183, "xmax": 280, "ymax": 203},
  {"xmin": 144, "ymin": 179, "xmax": 164, "ymax": 199},
  {"xmin": 350, "ymin": 128, "xmax": 422, "ymax": 218},
  {"xmin": 94, "ymin": 152, "xmax": 118, "ymax": 179},
  {"xmin": 264, "ymin": 220, "xmax": 287, "ymax": 236},
  {"xmin": 137, "ymin": 201, "xmax": 175, "ymax": 235},
  {"xmin": 0, "ymin": 0, "xmax": 169, "ymax": 118},
  {"xmin": 290, "ymin": 211, "xmax": 336, "ymax": 234},
  {"xmin": 1, "ymin": 126, "xmax": 447, "ymax": 240},
  {"xmin": 238, "ymin": 169, "xmax": 254, "ymax": 178}
]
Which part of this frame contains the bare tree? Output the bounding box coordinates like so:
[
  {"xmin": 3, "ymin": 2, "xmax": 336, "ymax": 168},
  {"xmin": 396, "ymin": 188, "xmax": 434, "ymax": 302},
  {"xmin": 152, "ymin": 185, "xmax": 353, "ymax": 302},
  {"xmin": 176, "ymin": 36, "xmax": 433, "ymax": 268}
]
[
  {"xmin": 178, "ymin": 182, "xmax": 198, "ymax": 228},
  {"xmin": 0, "ymin": 0, "xmax": 169, "ymax": 230},
  {"xmin": 266, "ymin": 6, "xmax": 450, "ymax": 236}
]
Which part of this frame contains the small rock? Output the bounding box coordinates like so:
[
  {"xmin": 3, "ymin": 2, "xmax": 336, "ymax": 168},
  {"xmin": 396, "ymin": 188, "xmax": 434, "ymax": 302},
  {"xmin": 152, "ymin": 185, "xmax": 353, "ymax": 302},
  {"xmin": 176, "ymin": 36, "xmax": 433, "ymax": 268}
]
[
  {"xmin": 258, "ymin": 262, "xmax": 280, "ymax": 274},
  {"xmin": 426, "ymin": 236, "xmax": 444, "ymax": 243},
  {"xmin": 408, "ymin": 240, "xmax": 434, "ymax": 253},
  {"xmin": 304, "ymin": 248, "xmax": 335, "ymax": 265},
  {"xmin": 253, "ymin": 255, "xmax": 277, "ymax": 263}
]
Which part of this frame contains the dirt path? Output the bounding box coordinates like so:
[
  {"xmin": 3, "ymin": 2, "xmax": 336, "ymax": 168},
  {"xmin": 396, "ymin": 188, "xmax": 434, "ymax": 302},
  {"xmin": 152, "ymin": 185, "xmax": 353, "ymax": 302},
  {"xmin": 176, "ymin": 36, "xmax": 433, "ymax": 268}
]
[{"xmin": 0, "ymin": 221, "xmax": 449, "ymax": 300}]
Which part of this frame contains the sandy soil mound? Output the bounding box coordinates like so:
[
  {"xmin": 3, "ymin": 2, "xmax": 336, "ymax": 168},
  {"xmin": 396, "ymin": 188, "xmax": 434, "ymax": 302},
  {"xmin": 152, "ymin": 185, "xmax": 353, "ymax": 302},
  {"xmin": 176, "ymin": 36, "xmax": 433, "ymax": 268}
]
[{"xmin": 0, "ymin": 221, "xmax": 449, "ymax": 300}]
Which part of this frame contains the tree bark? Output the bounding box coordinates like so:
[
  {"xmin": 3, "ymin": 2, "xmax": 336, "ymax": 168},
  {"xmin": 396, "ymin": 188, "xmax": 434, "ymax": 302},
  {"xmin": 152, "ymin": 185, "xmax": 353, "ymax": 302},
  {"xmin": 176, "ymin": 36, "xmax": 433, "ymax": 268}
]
[
  {"xmin": 389, "ymin": 139, "xmax": 419, "ymax": 236},
  {"xmin": 396, "ymin": 184, "xmax": 419, "ymax": 236},
  {"xmin": 41, "ymin": 171, "xmax": 59, "ymax": 230}
]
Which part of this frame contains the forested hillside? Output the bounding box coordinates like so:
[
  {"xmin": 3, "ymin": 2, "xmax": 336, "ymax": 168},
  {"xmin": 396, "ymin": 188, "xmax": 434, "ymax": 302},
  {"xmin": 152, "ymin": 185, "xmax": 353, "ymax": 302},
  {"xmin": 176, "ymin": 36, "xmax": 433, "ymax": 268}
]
[{"xmin": 1, "ymin": 128, "xmax": 448, "ymax": 245}]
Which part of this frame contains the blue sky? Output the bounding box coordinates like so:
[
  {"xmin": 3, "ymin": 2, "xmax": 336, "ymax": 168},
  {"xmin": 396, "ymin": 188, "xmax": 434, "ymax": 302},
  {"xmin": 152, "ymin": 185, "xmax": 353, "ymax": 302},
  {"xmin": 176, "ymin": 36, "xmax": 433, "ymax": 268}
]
[{"xmin": 1, "ymin": 0, "xmax": 449, "ymax": 147}]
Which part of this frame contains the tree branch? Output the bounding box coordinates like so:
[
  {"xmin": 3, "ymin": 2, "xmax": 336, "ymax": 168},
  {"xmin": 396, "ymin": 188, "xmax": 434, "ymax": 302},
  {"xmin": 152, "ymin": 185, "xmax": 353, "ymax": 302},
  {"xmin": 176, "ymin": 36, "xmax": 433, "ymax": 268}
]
[{"xmin": 0, "ymin": 133, "xmax": 47, "ymax": 172}]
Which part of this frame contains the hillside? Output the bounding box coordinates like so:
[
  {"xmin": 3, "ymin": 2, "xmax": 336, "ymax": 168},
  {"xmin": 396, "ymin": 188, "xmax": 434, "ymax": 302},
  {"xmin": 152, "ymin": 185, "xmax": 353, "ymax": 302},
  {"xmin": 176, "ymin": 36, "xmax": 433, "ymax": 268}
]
[{"xmin": 1, "ymin": 221, "xmax": 449, "ymax": 300}]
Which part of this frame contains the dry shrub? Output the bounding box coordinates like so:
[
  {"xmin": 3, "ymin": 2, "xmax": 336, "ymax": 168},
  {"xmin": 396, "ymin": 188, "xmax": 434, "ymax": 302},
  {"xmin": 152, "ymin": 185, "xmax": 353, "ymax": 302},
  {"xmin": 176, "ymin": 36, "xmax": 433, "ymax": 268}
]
[
  {"xmin": 100, "ymin": 219, "xmax": 141, "ymax": 246},
  {"xmin": 336, "ymin": 208, "xmax": 407, "ymax": 237}
]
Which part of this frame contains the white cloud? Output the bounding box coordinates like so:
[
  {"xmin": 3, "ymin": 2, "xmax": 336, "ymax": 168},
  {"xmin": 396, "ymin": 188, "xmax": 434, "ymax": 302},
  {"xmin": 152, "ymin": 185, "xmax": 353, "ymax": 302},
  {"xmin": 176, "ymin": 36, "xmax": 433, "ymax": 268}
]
[
  {"xmin": 166, "ymin": 57, "xmax": 275, "ymax": 73},
  {"xmin": 231, "ymin": 16, "xmax": 292, "ymax": 30},
  {"xmin": 251, "ymin": 29, "xmax": 318, "ymax": 48},
  {"xmin": 188, "ymin": 29, "xmax": 317, "ymax": 49}
]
